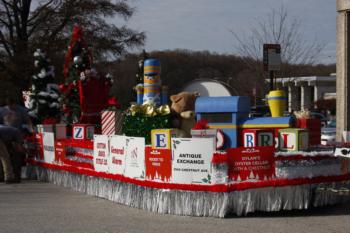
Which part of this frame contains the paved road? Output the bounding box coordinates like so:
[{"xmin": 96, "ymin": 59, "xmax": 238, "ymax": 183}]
[{"xmin": 1, "ymin": 180, "xmax": 350, "ymax": 233}]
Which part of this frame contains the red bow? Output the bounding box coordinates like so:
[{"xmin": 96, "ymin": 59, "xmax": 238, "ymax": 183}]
[
  {"xmin": 42, "ymin": 118, "xmax": 58, "ymax": 124},
  {"xmin": 108, "ymin": 97, "xmax": 120, "ymax": 109},
  {"xmin": 192, "ymin": 119, "xmax": 209, "ymax": 130}
]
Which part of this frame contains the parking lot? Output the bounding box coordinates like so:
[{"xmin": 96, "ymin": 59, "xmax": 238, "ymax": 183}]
[{"xmin": 1, "ymin": 180, "xmax": 350, "ymax": 233}]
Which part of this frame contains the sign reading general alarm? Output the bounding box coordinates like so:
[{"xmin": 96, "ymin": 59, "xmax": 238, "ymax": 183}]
[
  {"xmin": 124, "ymin": 136, "xmax": 146, "ymax": 179},
  {"xmin": 171, "ymin": 138, "xmax": 214, "ymax": 184},
  {"xmin": 108, "ymin": 135, "xmax": 127, "ymax": 175},
  {"xmin": 227, "ymin": 146, "xmax": 275, "ymax": 182},
  {"xmin": 93, "ymin": 135, "xmax": 109, "ymax": 172},
  {"xmin": 43, "ymin": 132, "xmax": 55, "ymax": 164}
]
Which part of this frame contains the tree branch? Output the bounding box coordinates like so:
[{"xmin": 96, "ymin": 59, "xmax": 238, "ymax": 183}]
[
  {"xmin": 0, "ymin": 29, "xmax": 13, "ymax": 57},
  {"xmin": 1, "ymin": 0, "xmax": 14, "ymax": 42},
  {"xmin": 27, "ymin": 0, "xmax": 55, "ymax": 23}
]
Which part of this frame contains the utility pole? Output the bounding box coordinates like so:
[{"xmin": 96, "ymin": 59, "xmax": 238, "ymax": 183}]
[{"xmin": 269, "ymin": 70, "xmax": 274, "ymax": 91}]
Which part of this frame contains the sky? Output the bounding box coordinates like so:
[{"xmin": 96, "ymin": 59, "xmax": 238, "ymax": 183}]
[{"xmin": 121, "ymin": 0, "xmax": 336, "ymax": 64}]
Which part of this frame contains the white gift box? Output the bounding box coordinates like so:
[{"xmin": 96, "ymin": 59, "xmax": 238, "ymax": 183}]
[
  {"xmin": 37, "ymin": 124, "xmax": 66, "ymax": 139},
  {"xmin": 191, "ymin": 129, "xmax": 217, "ymax": 149},
  {"xmin": 37, "ymin": 124, "xmax": 53, "ymax": 133}
]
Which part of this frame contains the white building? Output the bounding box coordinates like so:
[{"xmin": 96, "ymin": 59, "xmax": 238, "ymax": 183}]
[{"xmin": 273, "ymin": 75, "xmax": 336, "ymax": 112}]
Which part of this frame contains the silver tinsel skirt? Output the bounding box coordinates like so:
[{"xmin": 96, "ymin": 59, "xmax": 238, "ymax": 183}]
[{"xmin": 26, "ymin": 165, "xmax": 350, "ymax": 218}]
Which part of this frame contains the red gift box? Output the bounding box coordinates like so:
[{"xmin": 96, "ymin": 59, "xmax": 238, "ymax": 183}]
[{"xmin": 297, "ymin": 118, "xmax": 321, "ymax": 145}]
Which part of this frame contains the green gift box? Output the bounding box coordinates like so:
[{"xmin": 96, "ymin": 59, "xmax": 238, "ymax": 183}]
[{"xmin": 122, "ymin": 115, "xmax": 171, "ymax": 144}]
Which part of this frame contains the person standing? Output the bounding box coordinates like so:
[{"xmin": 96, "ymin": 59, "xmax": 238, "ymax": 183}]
[
  {"xmin": 0, "ymin": 125, "xmax": 25, "ymax": 183},
  {"xmin": 0, "ymin": 138, "xmax": 16, "ymax": 184}
]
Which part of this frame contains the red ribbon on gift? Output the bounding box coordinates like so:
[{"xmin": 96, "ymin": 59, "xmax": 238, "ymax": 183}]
[
  {"xmin": 193, "ymin": 119, "xmax": 209, "ymax": 130},
  {"xmin": 42, "ymin": 118, "xmax": 58, "ymax": 124},
  {"xmin": 107, "ymin": 97, "xmax": 121, "ymax": 109}
]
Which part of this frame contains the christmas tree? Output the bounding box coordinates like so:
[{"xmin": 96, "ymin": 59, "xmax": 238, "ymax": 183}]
[
  {"xmin": 60, "ymin": 25, "xmax": 114, "ymax": 124},
  {"xmin": 28, "ymin": 49, "xmax": 60, "ymax": 123},
  {"xmin": 60, "ymin": 26, "xmax": 93, "ymax": 123}
]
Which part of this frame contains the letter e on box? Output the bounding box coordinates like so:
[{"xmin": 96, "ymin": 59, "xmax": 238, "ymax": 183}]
[{"xmin": 151, "ymin": 129, "xmax": 179, "ymax": 149}]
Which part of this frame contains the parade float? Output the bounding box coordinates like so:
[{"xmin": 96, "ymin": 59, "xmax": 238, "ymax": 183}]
[{"xmin": 24, "ymin": 28, "xmax": 350, "ymax": 218}]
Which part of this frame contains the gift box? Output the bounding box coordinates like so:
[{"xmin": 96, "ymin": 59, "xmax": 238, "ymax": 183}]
[
  {"xmin": 240, "ymin": 129, "xmax": 275, "ymax": 148},
  {"xmin": 297, "ymin": 118, "xmax": 321, "ymax": 145},
  {"xmin": 191, "ymin": 129, "xmax": 218, "ymax": 149},
  {"xmin": 37, "ymin": 124, "xmax": 67, "ymax": 139},
  {"xmin": 151, "ymin": 129, "xmax": 180, "ymax": 149},
  {"xmin": 55, "ymin": 124, "xmax": 67, "ymax": 139},
  {"xmin": 101, "ymin": 110, "xmax": 124, "ymax": 135},
  {"xmin": 122, "ymin": 115, "xmax": 171, "ymax": 144},
  {"xmin": 37, "ymin": 124, "xmax": 54, "ymax": 133},
  {"xmin": 279, "ymin": 128, "xmax": 309, "ymax": 152}
]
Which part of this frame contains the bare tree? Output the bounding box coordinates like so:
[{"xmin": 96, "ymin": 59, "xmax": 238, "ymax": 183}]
[
  {"xmin": 0, "ymin": 0, "xmax": 145, "ymax": 96},
  {"xmin": 231, "ymin": 5, "xmax": 324, "ymax": 80}
]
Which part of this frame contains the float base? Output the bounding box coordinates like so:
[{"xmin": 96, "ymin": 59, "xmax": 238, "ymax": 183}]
[{"xmin": 26, "ymin": 165, "xmax": 350, "ymax": 218}]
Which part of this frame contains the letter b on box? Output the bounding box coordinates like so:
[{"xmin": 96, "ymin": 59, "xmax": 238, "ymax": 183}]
[{"xmin": 241, "ymin": 129, "xmax": 274, "ymax": 147}]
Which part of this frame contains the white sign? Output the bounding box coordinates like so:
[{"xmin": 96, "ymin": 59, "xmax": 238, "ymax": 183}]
[
  {"xmin": 124, "ymin": 137, "xmax": 146, "ymax": 179},
  {"xmin": 263, "ymin": 44, "xmax": 281, "ymax": 71},
  {"xmin": 43, "ymin": 132, "xmax": 55, "ymax": 164},
  {"xmin": 268, "ymin": 51, "xmax": 281, "ymax": 70},
  {"xmin": 108, "ymin": 135, "xmax": 127, "ymax": 175},
  {"xmin": 93, "ymin": 135, "xmax": 109, "ymax": 173},
  {"xmin": 171, "ymin": 138, "xmax": 214, "ymax": 184},
  {"xmin": 335, "ymin": 147, "xmax": 350, "ymax": 157}
]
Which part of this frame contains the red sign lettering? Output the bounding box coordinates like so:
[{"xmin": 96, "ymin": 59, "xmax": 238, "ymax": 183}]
[{"xmin": 227, "ymin": 146, "xmax": 275, "ymax": 182}]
